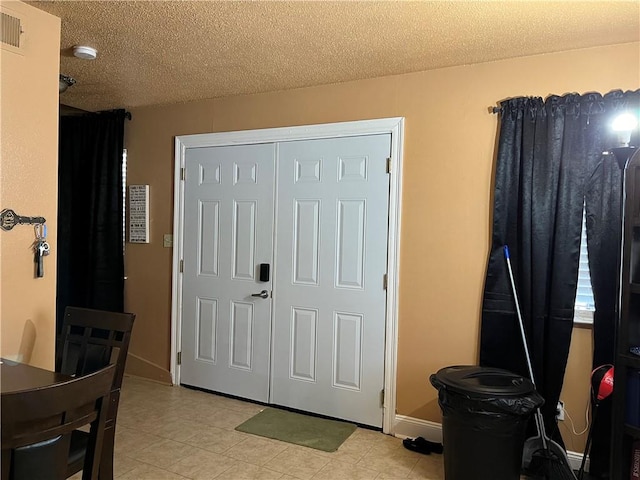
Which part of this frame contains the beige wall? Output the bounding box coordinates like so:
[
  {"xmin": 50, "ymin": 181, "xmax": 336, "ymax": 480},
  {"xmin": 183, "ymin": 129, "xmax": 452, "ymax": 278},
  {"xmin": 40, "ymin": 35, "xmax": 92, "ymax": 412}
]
[
  {"xmin": 125, "ymin": 42, "xmax": 640, "ymax": 450},
  {"xmin": 0, "ymin": 1, "xmax": 60, "ymax": 369}
]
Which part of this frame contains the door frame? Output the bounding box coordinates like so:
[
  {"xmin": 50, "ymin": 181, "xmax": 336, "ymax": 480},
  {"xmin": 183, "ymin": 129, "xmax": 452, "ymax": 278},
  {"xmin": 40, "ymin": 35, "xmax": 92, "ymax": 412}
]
[{"xmin": 171, "ymin": 117, "xmax": 404, "ymax": 434}]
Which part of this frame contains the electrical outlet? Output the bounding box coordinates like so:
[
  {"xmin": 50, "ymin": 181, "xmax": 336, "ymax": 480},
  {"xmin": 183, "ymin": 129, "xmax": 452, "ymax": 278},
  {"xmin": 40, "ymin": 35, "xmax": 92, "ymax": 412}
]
[{"xmin": 556, "ymin": 400, "xmax": 565, "ymax": 421}]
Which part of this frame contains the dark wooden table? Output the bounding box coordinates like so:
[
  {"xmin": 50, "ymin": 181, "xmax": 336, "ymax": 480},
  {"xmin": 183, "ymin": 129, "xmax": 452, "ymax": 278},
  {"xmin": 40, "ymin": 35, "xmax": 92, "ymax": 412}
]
[{"xmin": 0, "ymin": 358, "xmax": 70, "ymax": 394}]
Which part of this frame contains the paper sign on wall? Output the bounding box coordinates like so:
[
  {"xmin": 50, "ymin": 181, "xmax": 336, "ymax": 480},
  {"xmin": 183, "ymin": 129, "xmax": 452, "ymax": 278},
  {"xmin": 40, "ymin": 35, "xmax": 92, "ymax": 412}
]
[{"xmin": 129, "ymin": 185, "xmax": 149, "ymax": 243}]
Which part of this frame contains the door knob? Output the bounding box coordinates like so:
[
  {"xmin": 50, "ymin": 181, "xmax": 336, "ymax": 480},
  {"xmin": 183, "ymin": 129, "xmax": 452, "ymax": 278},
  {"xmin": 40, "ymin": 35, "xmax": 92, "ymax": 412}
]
[{"xmin": 251, "ymin": 290, "xmax": 269, "ymax": 299}]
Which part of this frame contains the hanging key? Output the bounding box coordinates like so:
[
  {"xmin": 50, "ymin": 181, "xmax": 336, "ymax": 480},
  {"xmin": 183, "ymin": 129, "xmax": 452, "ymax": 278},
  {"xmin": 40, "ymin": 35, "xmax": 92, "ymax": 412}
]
[
  {"xmin": 34, "ymin": 240, "xmax": 44, "ymax": 278},
  {"xmin": 30, "ymin": 224, "xmax": 48, "ymax": 278},
  {"xmin": 39, "ymin": 224, "xmax": 50, "ymax": 258}
]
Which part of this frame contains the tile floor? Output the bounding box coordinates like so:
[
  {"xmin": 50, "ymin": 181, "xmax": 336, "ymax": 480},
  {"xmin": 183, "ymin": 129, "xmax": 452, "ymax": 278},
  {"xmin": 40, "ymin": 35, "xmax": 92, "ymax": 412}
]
[{"xmin": 73, "ymin": 375, "xmax": 445, "ymax": 480}]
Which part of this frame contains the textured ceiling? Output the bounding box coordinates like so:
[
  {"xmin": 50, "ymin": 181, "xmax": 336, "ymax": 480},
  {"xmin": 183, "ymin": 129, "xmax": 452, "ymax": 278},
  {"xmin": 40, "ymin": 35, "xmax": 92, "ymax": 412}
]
[{"xmin": 28, "ymin": 1, "xmax": 640, "ymax": 112}]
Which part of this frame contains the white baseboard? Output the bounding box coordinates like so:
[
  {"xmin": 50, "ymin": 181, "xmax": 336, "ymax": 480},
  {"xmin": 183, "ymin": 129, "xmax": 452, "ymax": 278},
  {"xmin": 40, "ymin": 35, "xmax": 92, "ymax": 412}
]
[
  {"xmin": 393, "ymin": 414, "xmax": 443, "ymax": 443},
  {"xmin": 126, "ymin": 352, "xmax": 172, "ymax": 385},
  {"xmin": 393, "ymin": 414, "xmax": 588, "ymax": 472},
  {"xmin": 567, "ymin": 450, "xmax": 589, "ymax": 472}
]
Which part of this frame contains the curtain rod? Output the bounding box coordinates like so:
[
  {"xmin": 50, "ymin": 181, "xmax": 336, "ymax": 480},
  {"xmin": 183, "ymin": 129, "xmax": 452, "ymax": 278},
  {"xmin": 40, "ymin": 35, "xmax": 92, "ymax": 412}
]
[
  {"xmin": 60, "ymin": 108, "xmax": 132, "ymax": 120},
  {"xmin": 490, "ymin": 107, "xmax": 500, "ymax": 114}
]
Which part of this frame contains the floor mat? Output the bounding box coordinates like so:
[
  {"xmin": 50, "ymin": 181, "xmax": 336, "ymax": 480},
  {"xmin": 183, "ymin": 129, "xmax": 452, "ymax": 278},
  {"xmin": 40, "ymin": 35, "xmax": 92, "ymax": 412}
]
[{"xmin": 235, "ymin": 407, "xmax": 357, "ymax": 452}]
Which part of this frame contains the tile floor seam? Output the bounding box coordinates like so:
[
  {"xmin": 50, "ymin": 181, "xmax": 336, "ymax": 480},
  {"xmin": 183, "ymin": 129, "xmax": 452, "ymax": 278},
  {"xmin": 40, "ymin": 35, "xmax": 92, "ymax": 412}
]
[
  {"xmin": 221, "ymin": 435, "xmax": 289, "ymax": 468},
  {"xmin": 212, "ymin": 462, "xmax": 281, "ymax": 480},
  {"xmin": 112, "ymin": 454, "xmax": 145, "ymax": 478}
]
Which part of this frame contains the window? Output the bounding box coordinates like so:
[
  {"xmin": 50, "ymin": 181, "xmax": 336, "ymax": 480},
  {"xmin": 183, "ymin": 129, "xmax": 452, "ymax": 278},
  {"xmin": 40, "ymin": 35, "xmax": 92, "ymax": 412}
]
[{"xmin": 574, "ymin": 206, "xmax": 595, "ymax": 324}]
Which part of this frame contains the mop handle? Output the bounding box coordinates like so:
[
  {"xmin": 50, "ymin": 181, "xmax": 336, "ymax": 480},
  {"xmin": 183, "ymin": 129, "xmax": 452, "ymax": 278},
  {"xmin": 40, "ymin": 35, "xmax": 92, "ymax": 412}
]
[
  {"xmin": 503, "ymin": 245, "xmax": 537, "ymax": 389},
  {"xmin": 504, "ymin": 245, "xmax": 550, "ymax": 448}
]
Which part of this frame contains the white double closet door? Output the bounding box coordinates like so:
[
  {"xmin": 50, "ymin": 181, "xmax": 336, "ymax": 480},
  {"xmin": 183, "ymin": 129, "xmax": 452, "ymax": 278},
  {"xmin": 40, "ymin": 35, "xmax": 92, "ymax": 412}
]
[{"xmin": 180, "ymin": 134, "xmax": 390, "ymax": 427}]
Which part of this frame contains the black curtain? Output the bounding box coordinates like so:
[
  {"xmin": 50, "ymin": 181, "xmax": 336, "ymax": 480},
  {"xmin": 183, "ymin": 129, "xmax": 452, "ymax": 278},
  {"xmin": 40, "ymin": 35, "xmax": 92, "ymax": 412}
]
[
  {"xmin": 480, "ymin": 90, "xmax": 640, "ymax": 453},
  {"xmin": 57, "ymin": 109, "xmax": 127, "ymax": 329}
]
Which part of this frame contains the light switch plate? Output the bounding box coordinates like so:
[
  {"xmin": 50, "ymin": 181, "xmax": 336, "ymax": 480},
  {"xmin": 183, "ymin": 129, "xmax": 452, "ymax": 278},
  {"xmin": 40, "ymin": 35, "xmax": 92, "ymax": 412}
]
[{"xmin": 163, "ymin": 234, "xmax": 173, "ymax": 248}]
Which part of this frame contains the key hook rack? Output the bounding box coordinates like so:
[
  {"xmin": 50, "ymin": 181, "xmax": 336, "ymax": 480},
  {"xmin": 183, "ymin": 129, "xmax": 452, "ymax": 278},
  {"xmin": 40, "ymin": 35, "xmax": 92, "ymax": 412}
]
[{"xmin": 0, "ymin": 209, "xmax": 46, "ymax": 231}]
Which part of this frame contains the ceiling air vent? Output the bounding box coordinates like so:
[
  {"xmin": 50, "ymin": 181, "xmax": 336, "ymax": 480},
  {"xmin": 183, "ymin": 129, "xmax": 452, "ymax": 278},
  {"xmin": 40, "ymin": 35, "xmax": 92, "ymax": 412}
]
[{"xmin": 1, "ymin": 11, "xmax": 22, "ymax": 48}]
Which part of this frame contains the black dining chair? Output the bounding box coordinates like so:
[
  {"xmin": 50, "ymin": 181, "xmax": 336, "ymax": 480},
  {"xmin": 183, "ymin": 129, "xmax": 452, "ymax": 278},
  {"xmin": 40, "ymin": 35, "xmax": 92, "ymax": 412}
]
[
  {"xmin": 55, "ymin": 306, "xmax": 135, "ymax": 480},
  {"xmin": 1, "ymin": 364, "xmax": 116, "ymax": 480}
]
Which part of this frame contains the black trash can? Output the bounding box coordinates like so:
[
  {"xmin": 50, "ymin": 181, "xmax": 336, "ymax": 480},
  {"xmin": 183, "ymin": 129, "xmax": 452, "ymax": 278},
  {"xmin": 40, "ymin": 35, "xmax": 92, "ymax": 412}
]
[{"xmin": 430, "ymin": 365, "xmax": 544, "ymax": 480}]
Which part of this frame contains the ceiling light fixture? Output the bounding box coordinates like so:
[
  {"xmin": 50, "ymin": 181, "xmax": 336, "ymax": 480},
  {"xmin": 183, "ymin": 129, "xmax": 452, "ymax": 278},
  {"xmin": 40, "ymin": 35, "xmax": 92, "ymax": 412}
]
[
  {"xmin": 73, "ymin": 45, "xmax": 97, "ymax": 60},
  {"xmin": 59, "ymin": 74, "xmax": 76, "ymax": 93}
]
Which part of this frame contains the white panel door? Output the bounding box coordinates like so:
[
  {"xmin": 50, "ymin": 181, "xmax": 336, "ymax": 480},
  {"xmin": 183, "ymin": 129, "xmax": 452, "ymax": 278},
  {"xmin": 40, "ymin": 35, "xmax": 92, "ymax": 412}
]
[
  {"xmin": 271, "ymin": 134, "xmax": 391, "ymax": 427},
  {"xmin": 181, "ymin": 143, "xmax": 275, "ymax": 402}
]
